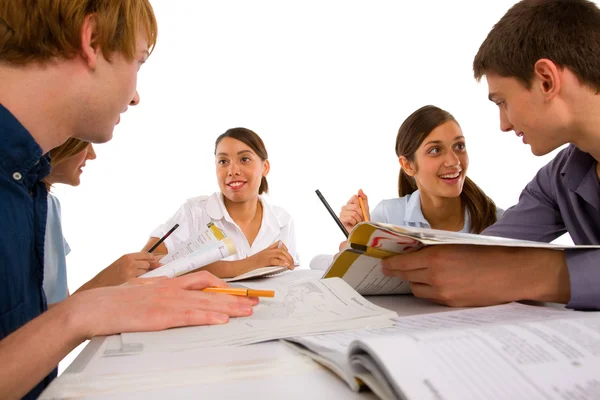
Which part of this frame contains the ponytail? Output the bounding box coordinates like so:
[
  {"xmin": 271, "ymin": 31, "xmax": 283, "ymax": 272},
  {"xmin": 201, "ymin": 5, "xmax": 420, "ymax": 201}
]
[
  {"xmin": 460, "ymin": 177, "xmax": 498, "ymax": 233},
  {"xmin": 398, "ymin": 169, "xmax": 418, "ymax": 197}
]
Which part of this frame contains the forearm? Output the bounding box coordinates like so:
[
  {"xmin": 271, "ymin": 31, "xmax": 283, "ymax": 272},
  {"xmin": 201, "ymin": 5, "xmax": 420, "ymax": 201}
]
[
  {"xmin": 201, "ymin": 259, "xmax": 254, "ymax": 278},
  {"xmin": 0, "ymin": 300, "xmax": 86, "ymax": 399},
  {"xmin": 512, "ymin": 248, "xmax": 570, "ymax": 304}
]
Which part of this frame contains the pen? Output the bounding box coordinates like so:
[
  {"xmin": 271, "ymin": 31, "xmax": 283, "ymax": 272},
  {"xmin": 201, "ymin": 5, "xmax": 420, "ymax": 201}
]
[
  {"xmin": 315, "ymin": 189, "xmax": 349, "ymax": 238},
  {"xmin": 148, "ymin": 223, "xmax": 179, "ymax": 253},
  {"xmin": 358, "ymin": 196, "xmax": 369, "ymax": 222},
  {"xmin": 202, "ymin": 287, "xmax": 275, "ymax": 297}
]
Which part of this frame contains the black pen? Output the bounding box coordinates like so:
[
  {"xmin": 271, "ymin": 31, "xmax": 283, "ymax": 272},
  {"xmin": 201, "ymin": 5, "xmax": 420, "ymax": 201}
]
[
  {"xmin": 315, "ymin": 189, "xmax": 349, "ymax": 238},
  {"xmin": 148, "ymin": 223, "xmax": 179, "ymax": 253}
]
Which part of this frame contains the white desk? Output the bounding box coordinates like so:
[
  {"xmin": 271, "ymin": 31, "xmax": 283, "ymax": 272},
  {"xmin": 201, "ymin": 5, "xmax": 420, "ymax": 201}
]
[{"xmin": 40, "ymin": 270, "xmax": 567, "ymax": 399}]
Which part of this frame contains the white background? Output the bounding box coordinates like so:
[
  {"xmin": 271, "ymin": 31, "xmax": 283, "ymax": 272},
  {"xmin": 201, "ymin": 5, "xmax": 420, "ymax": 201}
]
[{"xmin": 56, "ymin": 0, "xmax": 576, "ymax": 371}]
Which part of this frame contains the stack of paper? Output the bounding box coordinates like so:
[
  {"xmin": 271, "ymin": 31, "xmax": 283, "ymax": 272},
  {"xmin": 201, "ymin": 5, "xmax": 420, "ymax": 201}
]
[{"xmin": 107, "ymin": 278, "xmax": 397, "ymax": 355}]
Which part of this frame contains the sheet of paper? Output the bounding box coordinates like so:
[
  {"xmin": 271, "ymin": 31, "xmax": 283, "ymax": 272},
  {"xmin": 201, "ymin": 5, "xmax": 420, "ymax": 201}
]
[
  {"xmin": 350, "ymin": 314, "xmax": 600, "ymax": 400},
  {"xmin": 290, "ymin": 302, "xmax": 574, "ymax": 355},
  {"xmin": 325, "ymin": 252, "xmax": 411, "ymax": 295},
  {"xmin": 160, "ymin": 223, "xmax": 226, "ymax": 264},
  {"xmin": 115, "ymin": 278, "xmax": 397, "ymax": 353},
  {"xmin": 140, "ymin": 237, "xmax": 236, "ymax": 278}
]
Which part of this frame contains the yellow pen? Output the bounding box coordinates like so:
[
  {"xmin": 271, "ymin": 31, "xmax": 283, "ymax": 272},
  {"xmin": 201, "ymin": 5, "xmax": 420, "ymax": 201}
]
[{"xmin": 202, "ymin": 287, "xmax": 275, "ymax": 298}]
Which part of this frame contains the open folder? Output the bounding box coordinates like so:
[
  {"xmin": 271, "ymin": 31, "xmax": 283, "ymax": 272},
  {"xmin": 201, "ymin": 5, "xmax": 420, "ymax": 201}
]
[
  {"xmin": 324, "ymin": 221, "xmax": 600, "ymax": 295},
  {"xmin": 285, "ymin": 302, "xmax": 600, "ymax": 400}
]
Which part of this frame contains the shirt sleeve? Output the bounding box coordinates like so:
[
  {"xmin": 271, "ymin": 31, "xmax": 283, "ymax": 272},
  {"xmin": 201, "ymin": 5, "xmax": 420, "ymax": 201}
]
[
  {"xmin": 483, "ymin": 155, "xmax": 599, "ymax": 311},
  {"xmin": 370, "ymin": 200, "xmax": 387, "ymax": 224}
]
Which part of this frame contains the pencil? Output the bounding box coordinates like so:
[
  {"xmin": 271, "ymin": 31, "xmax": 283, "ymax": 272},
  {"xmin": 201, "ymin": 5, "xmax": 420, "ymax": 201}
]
[
  {"xmin": 148, "ymin": 223, "xmax": 179, "ymax": 253},
  {"xmin": 202, "ymin": 287, "xmax": 275, "ymax": 297},
  {"xmin": 315, "ymin": 189, "xmax": 349, "ymax": 238},
  {"xmin": 358, "ymin": 197, "xmax": 369, "ymax": 222}
]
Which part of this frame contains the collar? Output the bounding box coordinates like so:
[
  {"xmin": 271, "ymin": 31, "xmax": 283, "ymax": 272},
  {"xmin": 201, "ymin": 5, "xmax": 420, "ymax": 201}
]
[
  {"xmin": 404, "ymin": 189, "xmax": 471, "ymax": 232},
  {"xmin": 0, "ymin": 104, "xmax": 48, "ymax": 181},
  {"xmin": 404, "ymin": 190, "xmax": 428, "ymax": 225},
  {"xmin": 205, "ymin": 192, "xmax": 288, "ymax": 228}
]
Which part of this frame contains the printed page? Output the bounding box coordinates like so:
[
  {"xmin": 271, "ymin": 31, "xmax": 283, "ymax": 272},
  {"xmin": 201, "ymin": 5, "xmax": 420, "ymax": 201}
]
[
  {"xmin": 160, "ymin": 223, "xmax": 226, "ymax": 264},
  {"xmin": 358, "ymin": 222, "xmax": 600, "ymax": 249},
  {"xmin": 325, "ymin": 252, "xmax": 411, "ymax": 295},
  {"xmin": 350, "ymin": 314, "xmax": 600, "ymax": 400},
  {"xmin": 287, "ymin": 302, "xmax": 575, "ymax": 394},
  {"xmin": 140, "ymin": 237, "xmax": 236, "ymax": 278},
  {"xmin": 115, "ymin": 278, "xmax": 397, "ymax": 353}
]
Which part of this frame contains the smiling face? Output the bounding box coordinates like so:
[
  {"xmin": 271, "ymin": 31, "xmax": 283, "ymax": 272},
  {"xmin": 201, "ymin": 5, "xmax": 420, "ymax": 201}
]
[
  {"xmin": 401, "ymin": 121, "xmax": 469, "ymax": 200},
  {"xmin": 215, "ymin": 137, "xmax": 270, "ymax": 203},
  {"xmin": 486, "ymin": 72, "xmax": 568, "ymax": 156},
  {"xmin": 48, "ymin": 143, "xmax": 97, "ymax": 186}
]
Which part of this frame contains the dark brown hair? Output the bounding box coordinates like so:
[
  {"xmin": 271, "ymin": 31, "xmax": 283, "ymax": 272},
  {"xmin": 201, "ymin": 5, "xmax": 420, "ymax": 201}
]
[
  {"xmin": 214, "ymin": 127, "xmax": 269, "ymax": 194},
  {"xmin": 395, "ymin": 105, "xmax": 497, "ymax": 233},
  {"xmin": 473, "ymin": 0, "xmax": 600, "ymax": 92}
]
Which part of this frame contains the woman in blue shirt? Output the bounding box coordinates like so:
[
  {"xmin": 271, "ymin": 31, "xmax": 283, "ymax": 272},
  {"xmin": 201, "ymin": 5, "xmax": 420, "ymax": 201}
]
[{"xmin": 311, "ymin": 105, "xmax": 503, "ymax": 269}]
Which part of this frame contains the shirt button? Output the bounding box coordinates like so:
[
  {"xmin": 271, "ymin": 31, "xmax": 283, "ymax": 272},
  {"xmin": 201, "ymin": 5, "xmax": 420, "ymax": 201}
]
[{"xmin": 13, "ymin": 172, "xmax": 22, "ymax": 181}]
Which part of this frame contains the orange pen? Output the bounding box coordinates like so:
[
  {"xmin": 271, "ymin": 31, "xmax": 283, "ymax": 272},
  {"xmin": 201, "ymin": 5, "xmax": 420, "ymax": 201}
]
[
  {"xmin": 202, "ymin": 287, "xmax": 275, "ymax": 298},
  {"xmin": 358, "ymin": 196, "xmax": 369, "ymax": 222}
]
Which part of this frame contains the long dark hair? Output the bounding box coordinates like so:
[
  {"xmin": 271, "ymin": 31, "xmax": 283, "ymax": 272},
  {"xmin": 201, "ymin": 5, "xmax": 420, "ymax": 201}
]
[
  {"xmin": 214, "ymin": 127, "xmax": 269, "ymax": 194},
  {"xmin": 395, "ymin": 105, "xmax": 497, "ymax": 233}
]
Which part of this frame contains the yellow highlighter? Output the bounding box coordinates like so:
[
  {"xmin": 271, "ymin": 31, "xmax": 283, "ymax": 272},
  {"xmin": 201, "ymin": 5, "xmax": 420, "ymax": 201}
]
[{"xmin": 202, "ymin": 287, "xmax": 275, "ymax": 298}]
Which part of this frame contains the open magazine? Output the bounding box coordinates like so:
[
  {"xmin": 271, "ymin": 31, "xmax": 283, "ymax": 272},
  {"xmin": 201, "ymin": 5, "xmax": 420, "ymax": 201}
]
[
  {"xmin": 143, "ymin": 222, "xmax": 289, "ymax": 281},
  {"xmin": 323, "ymin": 222, "xmax": 600, "ymax": 295},
  {"xmin": 285, "ymin": 302, "xmax": 600, "ymax": 400}
]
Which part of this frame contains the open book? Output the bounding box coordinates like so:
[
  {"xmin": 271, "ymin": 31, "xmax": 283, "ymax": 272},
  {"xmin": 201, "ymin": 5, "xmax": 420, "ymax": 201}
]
[
  {"xmin": 324, "ymin": 222, "xmax": 600, "ymax": 295},
  {"xmin": 146, "ymin": 222, "xmax": 290, "ymax": 281},
  {"xmin": 285, "ymin": 302, "xmax": 600, "ymax": 400}
]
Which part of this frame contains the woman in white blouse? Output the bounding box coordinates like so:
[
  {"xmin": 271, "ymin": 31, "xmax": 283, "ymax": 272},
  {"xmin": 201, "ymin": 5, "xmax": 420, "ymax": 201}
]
[{"xmin": 144, "ymin": 127, "xmax": 297, "ymax": 278}]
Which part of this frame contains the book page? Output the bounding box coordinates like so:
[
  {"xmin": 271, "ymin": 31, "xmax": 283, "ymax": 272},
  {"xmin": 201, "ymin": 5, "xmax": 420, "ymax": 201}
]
[
  {"xmin": 160, "ymin": 223, "xmax": 226, "ymax": 264},
  {"xmin": 350, "ymin": 314, "xmax": 600, "ymax": 400},
  {"xmin": 115, "ymin": 278, "xmax": 397, "ymax": 353},
  {"xmin": 324, "ymin": 252, "xmax": 411, "ymax": 295}
]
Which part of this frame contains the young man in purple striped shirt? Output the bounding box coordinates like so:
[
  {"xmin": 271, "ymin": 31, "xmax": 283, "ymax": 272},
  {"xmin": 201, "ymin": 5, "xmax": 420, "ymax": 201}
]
[{"xmin": 383, "ymin": 0, "xmax": 600, "ymax": 311}]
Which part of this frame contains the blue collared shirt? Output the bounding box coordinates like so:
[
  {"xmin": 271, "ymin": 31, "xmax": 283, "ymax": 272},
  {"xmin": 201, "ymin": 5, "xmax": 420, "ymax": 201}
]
[
  {"xmin": 371, "ymin": 190, "xmax": 504, "ymax": 232},
  {"xmin": 483, "ymin": 145, "xmax": 600, "ymax": 310},
  {"xmin": 0, "ymin": 104, "xmax": 56, "ymax": 399}
]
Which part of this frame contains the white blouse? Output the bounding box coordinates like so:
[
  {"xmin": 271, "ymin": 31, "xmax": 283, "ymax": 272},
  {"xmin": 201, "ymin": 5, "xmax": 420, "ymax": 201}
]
[{"xmin": 151, "ymin": 192, "xmax": 299, "ymax": 263}]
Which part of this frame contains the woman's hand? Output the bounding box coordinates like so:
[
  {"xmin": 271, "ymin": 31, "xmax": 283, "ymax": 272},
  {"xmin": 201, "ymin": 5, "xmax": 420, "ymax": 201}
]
[{"xmin": 339, "ymin": 189, "xmax": 370, "ymax": 232}]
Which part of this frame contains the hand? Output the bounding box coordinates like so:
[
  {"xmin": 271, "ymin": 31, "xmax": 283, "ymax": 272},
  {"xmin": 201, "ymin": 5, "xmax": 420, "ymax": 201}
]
[
  {"xmin": 68, "ymin": 270, "xmax": 259, "ymax": 338},
  {"xmin": 381, "ymin": 245, "xmax": 571, "ymax": 307},
  {"xmin": 339, "ymin": 189, "xmax": 370, "ymax": 232},
  {"xmin": 76, "ymin": 252, "xmax": 162, "ymax": 292},
  {"xmin": 248, "ymin": 241, "xmax": 295, "ymax": 270}
]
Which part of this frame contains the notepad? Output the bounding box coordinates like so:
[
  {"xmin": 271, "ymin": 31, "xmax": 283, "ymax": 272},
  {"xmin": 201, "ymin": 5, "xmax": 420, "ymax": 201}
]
[{"xmin": 324, "ymin": 221, "xmax": 600, "ymax": 295}]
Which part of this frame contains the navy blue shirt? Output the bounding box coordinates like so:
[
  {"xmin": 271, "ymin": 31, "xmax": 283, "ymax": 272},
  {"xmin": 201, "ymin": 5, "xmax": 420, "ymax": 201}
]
[{"xmin": 0, "ymin": 104, "xmax": 56, "ymax": 399}]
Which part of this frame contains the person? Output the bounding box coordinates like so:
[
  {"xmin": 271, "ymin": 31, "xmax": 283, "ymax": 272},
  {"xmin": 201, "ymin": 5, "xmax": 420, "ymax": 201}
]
[
  {"xmin": 144, "ymin": 127, "xmax": 298, "ymax": 279},
  {"xmin": 310, "ymin": 105, "xmax": 502, "ymax": 270},
  {"xmin": 43, "ymin": 138, "xmax": 162, "ymax": 305},
  {"xmin": 382, "ymin": 0, "xmax": 600, "ymax": 311},
  {"xmin": 0, "ymin": 2, "xmax": 256, "ymax": 399}
]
